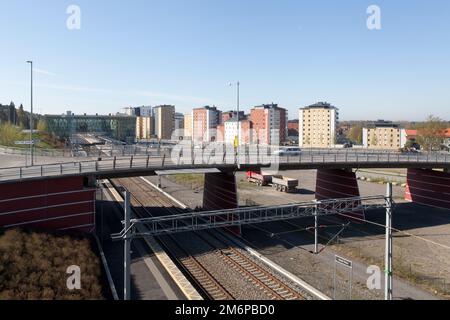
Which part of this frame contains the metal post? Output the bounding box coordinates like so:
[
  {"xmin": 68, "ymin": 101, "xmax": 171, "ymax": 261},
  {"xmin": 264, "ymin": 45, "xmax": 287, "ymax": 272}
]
[
  {"xmin": 333, "ymin": 260, "xmax": 336, "ymax": 300},
  {"xmin": 236, "ymin": 81, "xmax": 240, "ymax": 155},
  {"xmin": 314, "ymin": 201, "xmax": 319, "ymax": 254},
  {"xmin": 27, "ymin": 61, "xmax": 34, "ymax": 166},
  {"xmin": 124, "ymin": 191, "xmax": 131, "ymax": 300},
  {"xmin": 385, "ymin": 183, "xmax": 393, "ymax": 300}
]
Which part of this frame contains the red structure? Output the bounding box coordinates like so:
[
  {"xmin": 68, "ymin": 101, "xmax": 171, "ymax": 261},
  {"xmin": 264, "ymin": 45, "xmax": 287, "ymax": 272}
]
[
  {"xmin": 203, "ymin": 172, "xmax": 241, "ymax": 235},
  {"xmin": 405, "ymin": 168, "xmax": 450, "ymax": 209},
  {"xmin": 315, "ymin": 169, "xmax": 364, "ymax": 220},
  {"xmin": 0, "ymin": 176, "xmax": 96, "ymax": 233}
]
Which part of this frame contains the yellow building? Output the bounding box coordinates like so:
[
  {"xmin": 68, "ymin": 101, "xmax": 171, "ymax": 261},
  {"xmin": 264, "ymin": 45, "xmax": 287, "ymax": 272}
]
[
  {"xmin": 184, "ymin": 113, "xmax": 192, "ymax": 139},
  {"xmin": 299, "ymin": 102, "xmax": 338, "ymax": 148},
  {"xmin": 136, "ymin": 116, "xmax": 153, "ymax": 140},
  {"xmin": 363, "ymin": 121, "xmax": 407, "ymax": 149},
  {"xmin": 154, "ymin": 105, "xmax": 175, "ymax": 140}
]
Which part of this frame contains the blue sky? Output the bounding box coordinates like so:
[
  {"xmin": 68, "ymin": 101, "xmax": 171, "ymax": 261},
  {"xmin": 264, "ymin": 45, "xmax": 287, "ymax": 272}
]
[{"xmin": 1, "ymin": 0, "xmax": 449, "ymax": 120}]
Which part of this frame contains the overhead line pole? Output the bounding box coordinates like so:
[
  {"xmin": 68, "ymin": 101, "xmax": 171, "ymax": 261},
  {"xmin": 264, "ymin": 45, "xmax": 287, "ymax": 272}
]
[
  {"xmin": 124, "ymin": 191, "xmax": 131, "ymax": 300},
  {"xmin": 385, "ymin": 183, "xmax": 393, "ymax": 300}
]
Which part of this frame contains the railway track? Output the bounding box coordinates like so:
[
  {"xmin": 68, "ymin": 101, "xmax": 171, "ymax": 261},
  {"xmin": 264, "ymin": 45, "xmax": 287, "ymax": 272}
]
[
  {"xmin": 111, "ymin": 177, "xmax": 234, "ymax": 300},
  {"xmin": 196, "ymin": 230, "xmax": 304, "ymax": 300},
  {"xmin": 109, "ymin": 176, "xmax": 309, "ymax": 300}
]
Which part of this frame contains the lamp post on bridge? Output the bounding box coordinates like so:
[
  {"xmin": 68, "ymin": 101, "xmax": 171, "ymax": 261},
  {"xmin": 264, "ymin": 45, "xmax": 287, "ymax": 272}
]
[
  {"xmin": 229, "ymin": 81, "xmax": 240, "ymax": 163},
  {"xmin": 26, "ymin": 60, "xmax": 34, "ymax": 166}
]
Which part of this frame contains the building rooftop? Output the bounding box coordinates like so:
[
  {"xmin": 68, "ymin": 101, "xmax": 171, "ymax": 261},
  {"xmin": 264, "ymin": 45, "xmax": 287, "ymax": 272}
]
[
  {"xmin": 253, "ymin": 103, "xmax": 280, "ymax": 110},
  {"xmin": 366, "ymin": 120, "xmax": 401, "ymax": 129},
  {"xmin": 301, "ymin": 102, "xmax": 338, "ymax": 110},
  {"xmin": 194, "ymin": 105, "xmax": 220, "ymax": 111}
]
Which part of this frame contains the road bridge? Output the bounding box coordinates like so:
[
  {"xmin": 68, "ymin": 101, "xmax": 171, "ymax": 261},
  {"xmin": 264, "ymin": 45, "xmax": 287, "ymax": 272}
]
[{"xmin": 0, "ymin": 150, "xmax": 449, "ymax": 233}]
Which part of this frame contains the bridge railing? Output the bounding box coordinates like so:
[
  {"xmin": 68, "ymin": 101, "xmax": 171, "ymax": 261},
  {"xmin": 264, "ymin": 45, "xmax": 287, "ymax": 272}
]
[{"xmin": 0, "ymin": 150, "xmax": 449, "ymax": 182}]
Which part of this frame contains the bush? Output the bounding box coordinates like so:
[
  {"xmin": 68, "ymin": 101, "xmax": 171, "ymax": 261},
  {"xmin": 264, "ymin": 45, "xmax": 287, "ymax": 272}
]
[
  {"xmin": 0, "ymin": 123, "xmax": 23, "ymax": 146},
  {"xmin": 0, "ymin": 229, "xmax": 104, "ymax": 300}
]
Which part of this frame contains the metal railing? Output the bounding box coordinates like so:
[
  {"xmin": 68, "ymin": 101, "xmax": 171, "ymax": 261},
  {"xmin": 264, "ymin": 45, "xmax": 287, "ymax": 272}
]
[{"xmin": 0, "ymin": 150, "xmax": 449, "ymax": 182}]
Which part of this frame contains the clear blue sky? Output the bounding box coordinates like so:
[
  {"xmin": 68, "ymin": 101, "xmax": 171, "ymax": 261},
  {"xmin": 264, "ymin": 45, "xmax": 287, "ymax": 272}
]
[{"xmin": 1, "ymin": 0, "xmax": 449, "ymax": 121}]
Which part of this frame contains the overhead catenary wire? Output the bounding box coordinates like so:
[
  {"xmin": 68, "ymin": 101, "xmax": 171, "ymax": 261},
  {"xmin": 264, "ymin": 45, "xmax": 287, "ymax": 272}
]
[{"xmin": 336, "ymin": 212, "xmax": 450, "ymax": 251}]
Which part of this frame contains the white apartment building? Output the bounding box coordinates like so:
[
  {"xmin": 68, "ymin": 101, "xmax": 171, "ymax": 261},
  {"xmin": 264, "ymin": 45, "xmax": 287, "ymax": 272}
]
[{"xmin": 223, "ymin": 119, "xmax": 252, "ymax": 145}]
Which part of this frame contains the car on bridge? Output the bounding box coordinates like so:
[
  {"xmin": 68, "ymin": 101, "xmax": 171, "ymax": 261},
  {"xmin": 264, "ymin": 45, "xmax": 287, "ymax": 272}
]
[{"xmin": 273, "ymin": 147, "xmax": 302, "ymax": 156}]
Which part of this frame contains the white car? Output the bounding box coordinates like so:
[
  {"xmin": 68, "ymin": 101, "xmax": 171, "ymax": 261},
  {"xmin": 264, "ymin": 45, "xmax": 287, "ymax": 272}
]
[{"xmin": 273, "ymin": 147, "xmax": 302, "ymax": 156}]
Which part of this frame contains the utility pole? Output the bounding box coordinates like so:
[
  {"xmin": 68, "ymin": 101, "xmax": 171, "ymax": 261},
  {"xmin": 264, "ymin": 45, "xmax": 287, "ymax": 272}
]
[
  {"xmin": 124, "ymin": 191, "xmax": 131, "ymax": 300},
  {"xmin": 314, "ymin": 200, "xmax": 319, "ymax": 254},
  {"xmin": 26, "ymin": 61, "xmax": 34, "ymax": 166},
  {"xmin": 385, "ymin": 183, "xmax": 393, "ymax": 300}
]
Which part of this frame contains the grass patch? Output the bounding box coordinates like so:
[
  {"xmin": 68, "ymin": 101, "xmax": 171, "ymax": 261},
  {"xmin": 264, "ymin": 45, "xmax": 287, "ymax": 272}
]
[
  {"xmin": 166, "ymin": 174, "xmax": 205, "ymax": 190},
  {"xmin": 0, "ymin": 123, "xmax": 64, "ymax": 149},
  {"xmin": 0, "ymin": 228, "xmax": 104, "ymax": 300}
]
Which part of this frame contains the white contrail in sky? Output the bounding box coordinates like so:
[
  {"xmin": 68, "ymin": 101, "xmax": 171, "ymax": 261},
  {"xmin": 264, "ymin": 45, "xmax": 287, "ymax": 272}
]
[{"xmin": 33, "ymin": 68, "xmax": 57, "ymax": 77}]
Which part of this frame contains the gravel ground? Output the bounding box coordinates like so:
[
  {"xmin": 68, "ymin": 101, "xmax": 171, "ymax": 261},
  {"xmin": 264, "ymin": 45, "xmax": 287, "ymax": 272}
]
[
  {"xmin": 116, "ymin": 177, "xmax": 308, "ymax": 300},
  {"xmin": 166, "ymin": 232, "xmax": 274, "ymax": 300},
  {"xmin": 149, "ymin": 171, "xmax": 446, "ymax": 300}
]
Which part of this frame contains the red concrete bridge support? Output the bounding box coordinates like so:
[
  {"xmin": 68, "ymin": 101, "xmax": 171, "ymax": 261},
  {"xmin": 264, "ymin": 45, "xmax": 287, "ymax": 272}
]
[
  {"xmin": 203, "ymin": 172, "xmax": 241, "ymax": 235},
  {"xmin": 405, "ymin": 168, "xmax": 450, "ymax": 209},
  {"xmin": 315, "ymin": 168, "xmax": 365, "ymax": 220},
  {"xmin": 0, "ymin": 176, "xmax": 96, "ymax": 233}
]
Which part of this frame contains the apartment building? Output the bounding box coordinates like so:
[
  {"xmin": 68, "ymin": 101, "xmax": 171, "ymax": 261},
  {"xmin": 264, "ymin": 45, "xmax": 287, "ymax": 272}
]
[
  {"xmin": 192, "ymin": 106, "xmax": 222, "ymax": 142},
  {"xmin": 184, "ymin": 113, "xmax": 192, "ymax": 139},
  {"xmin": 154, "ymin": 105, "xmax": 175, "ymax": 140},
  {"xmin": 250, "ymin": 103, "xmax": 287, "ymax": 146},
  {"xmin": 223, "ymin": 118, "xmax": 253, "ymax": 145},
  {"xmin": 136, "ymin": 116, "xmax": 153, "ymax": 140},
  {"xmin": 299, "ymin": 102, "xmax": 339, "ymax": 148},
  {"xmin": 222, "ymin": 110, "xmax": 245, "ymax": 123},
  {"xmin": 173, "ymin": 112, "xmax": 184, "ymax": 139},
  {"xmin": 362, "ymin": 120, "xmax": 407, "ymax": 149}
]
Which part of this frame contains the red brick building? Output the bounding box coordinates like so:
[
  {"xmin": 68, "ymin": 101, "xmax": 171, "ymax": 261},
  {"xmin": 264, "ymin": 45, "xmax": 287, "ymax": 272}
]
[{"xmin": 250, "ymin": 104, "xmax": 287, "ymax": 145}]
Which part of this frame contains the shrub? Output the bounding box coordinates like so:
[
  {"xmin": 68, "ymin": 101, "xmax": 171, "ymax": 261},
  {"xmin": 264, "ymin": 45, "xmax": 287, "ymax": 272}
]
[{"xmin": 0, "ymin": 229, "xmax": 104, "ymax": 300}]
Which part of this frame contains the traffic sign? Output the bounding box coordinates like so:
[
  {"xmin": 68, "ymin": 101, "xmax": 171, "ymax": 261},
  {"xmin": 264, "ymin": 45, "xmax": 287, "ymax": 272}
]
[
  {"xmin": 335, "ymin": 255, "xmax": 353, "ymax": 268},
  {"xmin": 15, "ymin": 139, "xmax": 40, "ymax": 145}
]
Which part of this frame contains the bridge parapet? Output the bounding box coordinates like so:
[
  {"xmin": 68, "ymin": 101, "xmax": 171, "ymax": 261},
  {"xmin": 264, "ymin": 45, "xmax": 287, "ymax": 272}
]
[{"xmin": 0, "ymin": 150, "xmax": 449, "ymax": 183}]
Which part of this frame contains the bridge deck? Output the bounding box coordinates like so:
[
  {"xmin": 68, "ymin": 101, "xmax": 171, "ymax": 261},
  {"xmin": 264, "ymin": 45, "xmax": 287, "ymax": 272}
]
[{"xmin": 0, "ymin": 151, "xmax": 449, "ymax": 183}]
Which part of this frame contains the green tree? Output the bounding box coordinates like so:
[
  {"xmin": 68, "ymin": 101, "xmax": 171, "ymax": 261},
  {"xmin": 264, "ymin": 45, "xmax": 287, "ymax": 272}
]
[
  {"xmin": 16, "ymin": 104, "xmax": 29, "ymax": 129},
  {"xmin": 347, "ymin": 125, "xmax": 363, "ymax": 144},
  {"xmin": 0, "ymin": 123, "xmax": 22, "ymax": 146},
  {"xmin": 37, "ymin": 119, "xmax": 48, "ymax": 132},
  {"xmin": 416, "ymin": 115, "xmax": 446, "ymax": 151}
]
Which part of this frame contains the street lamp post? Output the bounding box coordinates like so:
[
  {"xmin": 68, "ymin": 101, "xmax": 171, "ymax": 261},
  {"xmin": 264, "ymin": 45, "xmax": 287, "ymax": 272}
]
[
  {"xmin": 26, "ymin": 60, "xmax": 34, "ymax": 166},
  {"xmin": 229, "ymin": 81, "xmax": 240, "ymax": 154}
]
